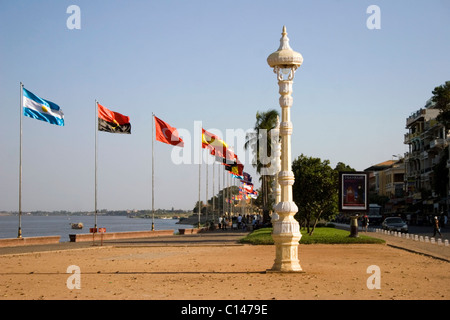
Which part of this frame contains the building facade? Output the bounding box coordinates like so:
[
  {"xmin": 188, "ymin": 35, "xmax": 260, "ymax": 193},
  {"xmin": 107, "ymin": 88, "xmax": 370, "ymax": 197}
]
[
  {"xmin": 404, "ymin": 98, "xmax": 449, "ymax": 223},
  {"xmin": 365, "ymin": 160, "xmax": 406, "ymax": 216}
]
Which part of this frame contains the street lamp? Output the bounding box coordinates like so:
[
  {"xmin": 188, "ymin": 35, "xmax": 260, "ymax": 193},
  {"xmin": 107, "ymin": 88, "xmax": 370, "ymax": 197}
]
[
  {"xmin": 271, "ymin": 116, "xmax": 281, "ymax": 223},
  {"xmin": 267, "ymin": 26, "xmax": 303, "ymax": 272}
]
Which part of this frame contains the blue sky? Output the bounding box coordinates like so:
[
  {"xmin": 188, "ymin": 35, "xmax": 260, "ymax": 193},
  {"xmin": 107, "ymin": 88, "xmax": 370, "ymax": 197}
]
[{"xmin": 1, "ymin": 0, "xmax": 449, "ymax": 212}]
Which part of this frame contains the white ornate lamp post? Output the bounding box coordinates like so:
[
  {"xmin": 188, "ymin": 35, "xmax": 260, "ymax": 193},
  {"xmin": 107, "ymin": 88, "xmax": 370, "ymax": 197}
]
[
  {"xmin": 267, "ymin": 26, "xmax": 303, "ymax": 272},
  {"xmin": 271, "ymin": 116, "xmax": 281, "ymax": 223}
]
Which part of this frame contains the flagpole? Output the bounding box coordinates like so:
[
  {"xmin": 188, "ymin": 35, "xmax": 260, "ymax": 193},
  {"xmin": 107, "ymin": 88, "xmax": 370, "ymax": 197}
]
[
  {"xmin": 212, "ymin": 161, "xmax": 215, "ymax": 227},
  {"xmin": 231, "ymin": 175, "xmax": 234, "ymax": 217},
  {"xmin": 198, "ymin": 146, "xmax": 202, "ymax": 228},
  {"xmin": 95, "ymin": 99, "xmax": 98, "ymax": 229},
  {"xmin": 227, "ymin": 170, "xmax": 229, "ymax": 216},
  {"xmin": 223, "ymin": 165, "xmax": 225, "ymax": 217},
  {"xmin": 205, "ymin": 157, "xmax": 208, "ymax": 225},
  {"xmin": 18, "ymin": 82, "xmax": 23, "ymax": 238},
  {"xmin": 229, "ymin": 173, "xmax": 232, "ymax": 216},
  {"xmin": 217, "ymin": 161, "xmax": 220, "ymax": 220},
  {"xmin": 152, "ymin": 113, "xmax": 155, "ymax": 231}
]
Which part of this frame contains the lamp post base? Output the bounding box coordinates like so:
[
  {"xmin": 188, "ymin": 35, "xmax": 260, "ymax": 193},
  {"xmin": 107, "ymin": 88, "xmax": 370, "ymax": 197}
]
[
  {"xmin": 266, "ymin": 268, "xmax": 304, "ymax": 273},
  {"xmin": 269, "ymin": 242, "xmax": 303, "ymax": 272},
  {"xmin": 269, "ymin": 216, "xmax": 303, "ymax": 272}
]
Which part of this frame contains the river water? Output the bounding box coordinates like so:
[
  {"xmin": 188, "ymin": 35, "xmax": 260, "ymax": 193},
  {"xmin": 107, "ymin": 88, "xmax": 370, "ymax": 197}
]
[{"xmin": 0, "ymin": 215, "xmax": 193, "ymax": 242}]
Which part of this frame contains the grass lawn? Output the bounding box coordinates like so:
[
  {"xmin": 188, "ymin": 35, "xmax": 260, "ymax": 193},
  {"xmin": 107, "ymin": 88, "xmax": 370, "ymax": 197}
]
[{"xmin": 239, "ymin": 227, "xmax": 385, "ymax": 245}]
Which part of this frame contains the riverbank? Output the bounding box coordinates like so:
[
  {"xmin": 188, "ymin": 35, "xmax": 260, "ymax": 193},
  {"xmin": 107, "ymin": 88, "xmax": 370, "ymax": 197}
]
[{"xmin": 0, "ymin": 215, "xmax": 191, "ymax": 242}]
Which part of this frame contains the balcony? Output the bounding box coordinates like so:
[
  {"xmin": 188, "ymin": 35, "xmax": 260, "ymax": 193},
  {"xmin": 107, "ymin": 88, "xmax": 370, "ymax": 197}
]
[
  {"xmin": 406, "ymin": 108, "xmax": 440, "ymax": 127},
  {"xmin": 429, "ymin": 138, "xmax": 445, "ymax": 149},
  {"xmin": 424, "ymin": 119, "xmax": 438, "ymax": 130},
  {"xmin": 406, "ymin": 109, "xmax": 426, "ymax": 126}
]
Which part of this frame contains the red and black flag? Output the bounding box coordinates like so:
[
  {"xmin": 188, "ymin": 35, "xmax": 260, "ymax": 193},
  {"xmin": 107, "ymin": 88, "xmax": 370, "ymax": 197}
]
[
  {"xmin": 98, "ymin": 103, "xmax": 131, "ymax": 134},
  {"xmin": 225, "ymin": 157, "xmax": 244, "ymax": 177}
]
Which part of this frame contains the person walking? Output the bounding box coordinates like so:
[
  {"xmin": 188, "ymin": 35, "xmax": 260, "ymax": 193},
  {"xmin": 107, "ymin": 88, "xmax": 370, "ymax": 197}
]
[
  {"xmin": 362, "ymin": 214, "xmax": 369, "ymax": 232},
  {"xmin": 218, "ymin": 216, "xmax": 223, "ymax": 230},
  {"xmin": 433, "ymin": 216, "xmax": 442, "ymax": 238},
  {"xmin": 237, "ymin": 214, "xmax": 242, "ymax": 229},
  {"xmin": 222, "ymin": 216, "xmax": 228, "ymax": 230}
]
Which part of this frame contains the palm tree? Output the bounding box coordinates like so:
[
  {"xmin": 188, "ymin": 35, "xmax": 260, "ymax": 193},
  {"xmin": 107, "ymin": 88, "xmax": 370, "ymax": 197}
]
[{"xmin": 244, "ymin": 109, "xmax": 280, "ymax": 222}]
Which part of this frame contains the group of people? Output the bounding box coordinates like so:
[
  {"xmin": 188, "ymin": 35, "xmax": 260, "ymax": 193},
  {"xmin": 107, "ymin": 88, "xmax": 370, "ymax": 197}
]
[{"xmin": 218, "ymin": 213, "xmax": 263, "ymax": 230}]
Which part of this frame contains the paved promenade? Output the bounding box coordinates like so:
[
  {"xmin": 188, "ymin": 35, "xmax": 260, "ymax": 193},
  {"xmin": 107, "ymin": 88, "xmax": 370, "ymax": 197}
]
[
  {"xmin": 0, "ymin": 227, "xmax": 449, "ymax": 262},
  {"xmin": 0, "ymin": 227, "xmax": 448, "ymax": 300},
  {"xmin": 333, "ymin": 223, "xmax": 450, "ymax": 262}
]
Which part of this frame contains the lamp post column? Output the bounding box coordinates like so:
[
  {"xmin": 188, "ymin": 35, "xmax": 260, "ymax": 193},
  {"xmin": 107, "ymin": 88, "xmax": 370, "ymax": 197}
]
[
  {"xmin": 271, "ymin": 116, "xmax": 281, "ymax": 223},
  {"xmin": 267, "ymin": 26, "xmax": 303, "ymax": 272}
]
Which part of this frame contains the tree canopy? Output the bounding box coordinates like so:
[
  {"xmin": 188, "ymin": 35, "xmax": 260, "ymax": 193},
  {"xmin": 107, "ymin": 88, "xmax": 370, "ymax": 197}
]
[
  {"xmin": 432, "ymin": 81, "xmax": 450, "ymax": 132},
  {"xmin": 292, "ymin": 155, "xmax": 355, "ymax": 235},
  {"xmin": 244, "ymin": 109, "xmax": 280, "ymax": 222}
]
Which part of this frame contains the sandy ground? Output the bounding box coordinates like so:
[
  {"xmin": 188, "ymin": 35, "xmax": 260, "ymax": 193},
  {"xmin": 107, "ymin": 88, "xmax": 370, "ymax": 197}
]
[{"xmin": 0, "ymin": 232, "xmax": 449, "ymax": 301}]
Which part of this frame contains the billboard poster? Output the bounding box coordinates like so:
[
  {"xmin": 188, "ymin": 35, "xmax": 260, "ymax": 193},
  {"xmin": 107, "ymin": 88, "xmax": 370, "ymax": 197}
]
[{"xmin": 339, "ymin": 172, "xmax": 369, "ymax": 212}]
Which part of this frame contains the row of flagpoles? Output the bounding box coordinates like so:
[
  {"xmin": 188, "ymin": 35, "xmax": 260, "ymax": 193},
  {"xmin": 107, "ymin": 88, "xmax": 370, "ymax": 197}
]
[{"xmin": 17, "ymin": 83, "xmax": 258, "ymax": 237}]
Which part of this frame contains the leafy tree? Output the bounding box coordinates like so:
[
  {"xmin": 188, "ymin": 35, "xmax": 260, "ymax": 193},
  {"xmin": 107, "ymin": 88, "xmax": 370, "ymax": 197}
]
[
  {"xmin": 431, "ymin": 81, "xmax": 450, "ymax": 198},
  {"xmin": 369, "ymin": 194, "xmax": 389, "ymax": 207},
  {"xmin": 292, "ymin": 155, "xmax": 339, "ymax": 235},
  {"xmin": 433, "ymin": 147, "xmax": 449, "ymax": 198},
  {"xmin": 244, "ymin": 109, "xmax": 280, "ymax": 222},
  {"xmin": 334, "ymin": 162, "xmax": 356, "ymax": 173},
  {"xmin": 193, "ymin": 201, "xmax": 204, "ymax": 214},
  {"xmin": 432, "ymin": 81, "xmax": 450, "ymax": 133}
]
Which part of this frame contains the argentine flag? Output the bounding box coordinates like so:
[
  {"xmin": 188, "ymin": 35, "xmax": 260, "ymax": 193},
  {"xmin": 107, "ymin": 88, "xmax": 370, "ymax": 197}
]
[{"xmin": 23, "ymin": 88, "xmax": 64, "ymax": 126}]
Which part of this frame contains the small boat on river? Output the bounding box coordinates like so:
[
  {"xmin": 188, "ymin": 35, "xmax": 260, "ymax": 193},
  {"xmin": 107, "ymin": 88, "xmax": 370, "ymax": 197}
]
[{"xmin": 71, "ymin": 222, "xmax": 84, "ymax": 229}]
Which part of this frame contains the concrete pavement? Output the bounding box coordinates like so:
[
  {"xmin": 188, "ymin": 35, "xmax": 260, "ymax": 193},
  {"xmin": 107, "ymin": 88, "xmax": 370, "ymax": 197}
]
[
  {"xmin": 0, "ymin": 226, "xmax": 449, "ymax": 263},
  {"xmin": 0, "ymin": 229, "xmax": 250, "ymax": 256},
  {"xmin": 334, "ymin": 223, "xmax": 450, "ymax": 262}
]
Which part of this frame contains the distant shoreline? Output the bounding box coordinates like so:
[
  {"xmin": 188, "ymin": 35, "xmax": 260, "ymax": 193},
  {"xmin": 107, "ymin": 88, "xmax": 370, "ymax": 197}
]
[{"xmin": 0, "ymin": 211, "xmax": 193, "ymax": 218}]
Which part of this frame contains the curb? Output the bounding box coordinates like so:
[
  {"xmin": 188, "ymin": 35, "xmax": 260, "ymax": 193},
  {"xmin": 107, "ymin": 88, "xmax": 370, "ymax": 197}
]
[{"xmin": 386, "ymin": 244, "xmax": 450, "ymax": 263}]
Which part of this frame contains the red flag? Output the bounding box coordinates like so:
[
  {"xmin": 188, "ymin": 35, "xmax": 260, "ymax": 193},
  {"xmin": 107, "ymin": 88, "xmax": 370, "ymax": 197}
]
[{"xmin": 154, "ymin": 116, "xmax": 184, "ymax": 147}]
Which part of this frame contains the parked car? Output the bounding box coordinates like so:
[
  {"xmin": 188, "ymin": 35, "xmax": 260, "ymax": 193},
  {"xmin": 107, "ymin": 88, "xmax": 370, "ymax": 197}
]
[{"xmin": 382, "ymin": 217, "xmax": 408, "ymax": 233}]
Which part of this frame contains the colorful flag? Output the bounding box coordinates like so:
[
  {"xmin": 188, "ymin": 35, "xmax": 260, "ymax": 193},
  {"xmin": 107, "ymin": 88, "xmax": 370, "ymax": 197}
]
[
  {"xmin": 202, "ymin": 128, "xmax": 244, "ymax": 174},
  {"xmin": 215, "ymin": 155, "xmax": 237, "ymax": 166},
  {"xmin": 243, "ymin": 172, "xmax": 252, "ymax": 184},
  {"xmin": 243, "ymin": 183, "xmax": 253, "ymax": 193},
  {"xmin": 98, "ymin": 103, "xmax": 131, "ymax": 134},
  {"xmin": 226, "ymin": 160, "xmax": 244, "ymax": 177},
  {"xmin": 22, "ymin": 88, "xmax": 64, "ymax": 126},
  {"xmin": 154, "ymin": 116, "xmax": 184, "ymax": 147},
  {"xmin": 233, "ymin": 158, "xmax": 244, "ymax": 177},
  {"xmin": 201, "ymin": 129, "xmax": 233, "ymax": 161}
]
